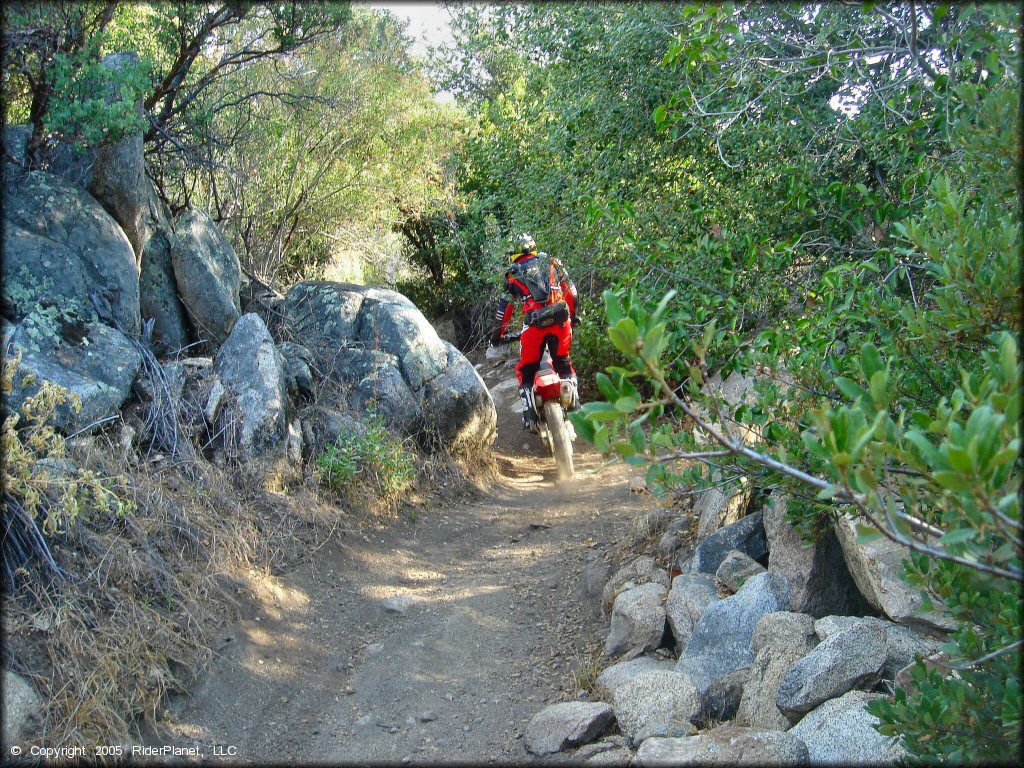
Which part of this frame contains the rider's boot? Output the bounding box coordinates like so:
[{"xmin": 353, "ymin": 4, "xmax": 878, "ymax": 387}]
[
  {"xmin": 566, "ymin": 374, "xmax": 580, "ymax": 411},
  {"xmin": 520, "ymin": 387, "xmax": 537, "ymax": 431}
]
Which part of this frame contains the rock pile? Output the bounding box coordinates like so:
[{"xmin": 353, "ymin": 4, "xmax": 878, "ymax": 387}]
[
  {"xmin": 2, "ymin": 120, "xmax": 496, "ymax": 480},
  {"xmin": 525, "ymin": 371, "xmax": 951, "ymax": 765}
]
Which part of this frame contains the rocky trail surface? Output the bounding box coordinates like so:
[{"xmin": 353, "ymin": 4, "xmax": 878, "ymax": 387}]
[{"xmin": 145, "ymin": 350, "xmax": 650, "ymax": 764}]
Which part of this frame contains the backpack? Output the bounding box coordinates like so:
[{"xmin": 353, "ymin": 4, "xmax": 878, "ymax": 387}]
[{"xmin": 512, "ymin": 253, "xmax": 569, "ymax": 328}]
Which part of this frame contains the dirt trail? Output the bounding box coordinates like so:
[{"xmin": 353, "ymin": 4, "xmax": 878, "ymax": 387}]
[{"xmin": 146, "ymin": 352, "xmax": 650, "ymax": 764}]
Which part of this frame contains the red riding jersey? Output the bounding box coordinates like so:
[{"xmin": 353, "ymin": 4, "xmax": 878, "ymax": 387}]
[{"xmin": 493, "ymin": 252, "xmax": 578, "ymax": 387}]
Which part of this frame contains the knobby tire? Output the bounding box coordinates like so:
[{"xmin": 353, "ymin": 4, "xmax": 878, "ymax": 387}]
[{"xmin": 544, "ymin": 401, "xmax": 574, "ymax": 482}]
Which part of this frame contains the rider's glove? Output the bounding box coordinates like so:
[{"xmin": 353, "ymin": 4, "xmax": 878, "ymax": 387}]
[
  {"xmin": 489, "ymin": 332, "xmax": 502, "ymax": 347},
  {"xmin": 571, "ymin": 315, "xmax": 581, "ymax": 328}
]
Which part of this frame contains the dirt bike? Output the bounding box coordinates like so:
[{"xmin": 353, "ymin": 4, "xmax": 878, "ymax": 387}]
[{"xmin": 504, "ymin": 335, "xmax": 578, "ymax": 482}]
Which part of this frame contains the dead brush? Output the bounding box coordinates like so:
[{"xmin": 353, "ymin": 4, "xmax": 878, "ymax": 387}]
[
  {"xmin": 4, "ymin": 576, "xmax": 203, "ymax": 749},
  {"xmin": 569, "ymin": 638, "xmax": 605, "ymax": 698},
  {"xmin": 4, "ymin": 422, "xmax": 358, "ymax": 750}
]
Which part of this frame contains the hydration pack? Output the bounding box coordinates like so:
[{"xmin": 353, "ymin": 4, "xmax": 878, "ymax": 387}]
[{"xmin": 509, "ymin": 253, "xmax": 570, "ymax": 328}]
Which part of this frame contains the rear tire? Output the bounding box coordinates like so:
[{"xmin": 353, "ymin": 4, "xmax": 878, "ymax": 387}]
[{"xmin": 544, "ymin": 401, "xmax": 574, "ymax": 482}]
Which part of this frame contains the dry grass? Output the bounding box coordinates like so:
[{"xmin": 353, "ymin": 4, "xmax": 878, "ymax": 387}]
[
  {"xmin": 2, "ymin": 426, "xmax": 365, "ymax": 751},
  {"xmin": 3, "ymin": 340, "xmax": 492, "ymax": 750},
  {"xmin": 570, "ymin": 639, "xmax": 606, "ymax": 698}
]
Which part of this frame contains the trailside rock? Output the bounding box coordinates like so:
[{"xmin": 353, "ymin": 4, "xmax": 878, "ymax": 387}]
[
  {"xmin": 171, "ymin": 209, "xmax": 241, "ymax": 349},
  {"xmin": 688, "ymin": 511, "xmax": 767, "ymax": 575},
  {"xmin": 581, "ymin": 555, "xmax": 612, "ymax": 600},
  {"xmin": 737, "ymin": 611, "xmax": 818, "ymax": 731},
  {"xmin": 277, "ymin": 342, "xmax": 315, "ymax": 402},
  {"xmin": 4, "ymin": 309, "xmax": 142, "ymax": 434},
  {"xmin": 357, "ymin": 289, "xmax": 448, "ymax": 391},
  {"xmin": 281, "ymin": 281, "xmax": 366, "ymax": 364},
  {"xmin": 2, "ymin": 668, "xmax": 42, "ymax": 746},
  {"xmin": 348, "ymin": 363, "xmax": 422, "ymax": 435},
  {"xmin": 420, "ymin": 341, "xmax": 497, "ymax": 450},
  {"xmin": 572, "ymin": 734, "xmax": 629, "ymax": 762},
  {"xmin": 814, "ymin": 615, "xmax": 945, "ymax": 680},
  {"xmin": 300, "ymin": 407, "xmax": 367, "ymax": 461},
  {"xmin": 833, "ymin": 513, "xmax": 956, "ymax": 632},
  {"xmin": 603, "ymin": 556, "xmax": 672, "ymax": 613},
  {"xmin": 764, "ymin": 495, "xmax": 870, "ymax": 618},
  {"xmin": 139, "ymin": 180, "xmax": 189, "ymax": 355},
  {"xmin": 665, "ymin": 572, "xmax": 718, "ymax": 651},
  {"xmin": 633, "ymin": 718, "xmax": 698, "ymax": 744},
  {"xmin": 3, "ymin": 169, "xmax": 141, "ymax": 335},
  {"xmin": 612, "ymin": 670, "xmax": 702, "ymax": 746},
  {"xmin": 694, "ymin": 481, "xmax": 753, "ymax": 539},
  {"xmin": 280, "ymin": 281, "xmax": 495, "ymax": 450},
  {"xmin": 702, "ymin": 665, "xmax": 751, "ymax": 723},
  {"xmin": 524, "ymin": 702, "xmax": 615, "ymax": 756},
  {"xmin": 677, "ymin": 571, "xmax": 790, "ymax": 697},
  {"xmin": 605, "ymin": 583, "xmax": 668, "ymax": 658},
  {"xmin": 634, "ymin": 726, "xmax": 809, "ymax": 767},
  {"xmin": 330, "ymin": 347, "xmax": 400, "ymax": 385},
  {"xmin": 210, "ymin": 314, "xmax": 288, "ymax": 462},
  {"xmin": 788, "ymin": 689, "xmax": 909, "ymax": 765},
  {"xmin": 716, "ymin": 549, "xmax": 766, "ymax": 593},
  {"xmin": 4, "ymin": 124, "xmax": 31, "ymax": 168},
  {"xmin": 86, "ymin": 53, "xmax": 149, "ymax": 261},
  {"xmin": 775, "ymin": 622, "xmax": 886, "ymax": 721},
  {"xmin": 597, "ymin": 655, "xmax": 676, "ymax": 698},
  {"xmin": 585, "ymin": 747, "xmax": 635, "ymax": 765}
]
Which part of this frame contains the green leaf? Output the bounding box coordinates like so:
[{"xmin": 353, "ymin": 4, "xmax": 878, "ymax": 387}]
[
  {"xmin": 569, "ymin": 411, "xmax": 596, "ymax": 444},
  {"xmin": 861, "ymin": 342, "xmax": 884, "ymax": 380},
  {"xmin": 803, "ymin": 432, "xmax": 830, "ymax": 459},
  {"xmin": 933, "ymin": 470, "xmax": 971, "ymax": 491},
  {"xmin": 816, "ymin": 484, "xmax": 843, "ymax": 500},
  {"xmin": 905, "ymin": 430, "xmax": 939, "ymax": 465},
  {"xmin": 990, "ymin": 446, "xmax": 1019, "ymax": 467},
  {"xmin": 645, "ymin": 462, "xmax": 662, "ymax": 488},
  {"xmin": 999, "ymin": 333, "xmax": 1017, "ymax": 382},
  {"xmin": 603, "ymin": 290, "xmax": 624, "ymax": 325},
  {"xmin": 650, "ymin": 290, "xmax": 678, "ymax": 322},
  {"xmin": 615, "ymin": 395, "xmax": 641, "ymax": 413},
  {"xmin": 700, "ymin": 318, "xmax": 718, "ymax": 354},
  {"xmin": 832, "ymin": 451, "xmax": 853, "ymax": 470},
  {"xmin": 613, "ymin": 441, "xmax": 637, "ymax": 457},
  {"xmin": 939, "ymin": 528, "xmax": 975, "ymax": 546},
  {"xmin": 869, "ymin": 370, "xmax": 889, "ymax": 407},
  {"xmin": 836, "ymin": 377, "xmax": 870, "ymax": 402},
  {"xmin": 624, "ymin": 454, "xmax": 649, "ymax": 467},
  {"xmin": 652, "ymin": 103, "xmax": 667, "ymax": 128},
  {"xmin": 609, "ymin": 318, "xmax": 641, "ymax": 358},
  {"xmin": 643, "ymin": 322, "xmax": 666, "ymax": 362},
  {"xmin": 619, "ymin": 376, "xmax": 641, "ymax": 401},
  {"xmin": 945, "ymin": 445, "xmax": 975, "ymax": 475},
  {"xmin": 850, "ymin": 410, "xmax": 887, "ymax": 457},
  {"xmin": 587, "ymin": 407, "xmax": 627, "ymax": 422},
  {"xmin": 630, "ymin": 424, "xmax": 646, "ymax": 454},
  {"xmin": 596, "ymin": 373, "xmax": 618, "ymax": 402}
]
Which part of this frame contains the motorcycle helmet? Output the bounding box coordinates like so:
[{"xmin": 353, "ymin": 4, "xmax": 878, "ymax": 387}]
[{"xmin": 508, "ymin": 233, "xmax": 537, "ymax": 263}]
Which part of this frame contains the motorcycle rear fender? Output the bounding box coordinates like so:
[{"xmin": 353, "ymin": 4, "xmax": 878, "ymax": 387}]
[{"xmin": 534, "ymin": 370, "xmax": 562, "ymax": 403}]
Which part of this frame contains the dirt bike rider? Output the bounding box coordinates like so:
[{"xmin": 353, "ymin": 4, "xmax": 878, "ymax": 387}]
[{"xmin": 489, "ymin": 233, "xmax": 580, "ymax": 430}]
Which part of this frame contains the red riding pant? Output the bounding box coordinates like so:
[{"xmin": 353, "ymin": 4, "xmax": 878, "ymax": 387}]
[{"xmin": 516, "ymin": 321, "xmax": 575, "ymax": 387}]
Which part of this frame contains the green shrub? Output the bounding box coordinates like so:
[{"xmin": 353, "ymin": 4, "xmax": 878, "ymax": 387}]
[
  {"xmin": 315, "ymin": 416, "xmax": 416, "ymax": 504},
  {"xmin": 570, "ymin": 80, "xmax": 1021, "ymax": 763},
  {"xmin": 2, "ymin": 352, "xmax": 133, "ymax": 588}
]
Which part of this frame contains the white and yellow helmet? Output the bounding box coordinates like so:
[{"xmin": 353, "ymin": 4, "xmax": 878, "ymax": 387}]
[{"xmin": 508, "ymin": 233, "xmax": 537, "ymax": 263}]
